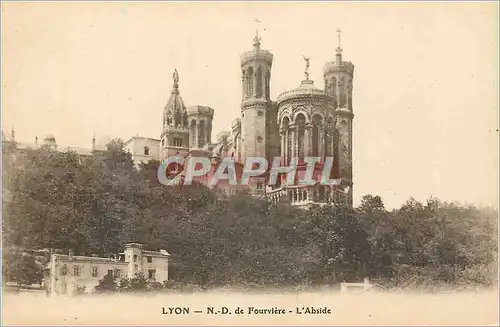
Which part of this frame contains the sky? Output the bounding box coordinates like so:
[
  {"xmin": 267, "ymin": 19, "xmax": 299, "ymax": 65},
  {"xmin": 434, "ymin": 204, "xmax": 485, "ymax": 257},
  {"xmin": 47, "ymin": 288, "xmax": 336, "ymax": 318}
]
[{"xmin": 2, "ymin": 2, "xmax": 498, "ymax": 209}]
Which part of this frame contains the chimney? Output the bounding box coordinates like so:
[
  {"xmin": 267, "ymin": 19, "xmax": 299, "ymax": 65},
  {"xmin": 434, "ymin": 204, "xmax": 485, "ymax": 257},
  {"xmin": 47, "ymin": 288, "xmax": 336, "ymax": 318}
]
[{"xmin": 35, "ymin": 136, "xmax": 38, "ymax": 145}]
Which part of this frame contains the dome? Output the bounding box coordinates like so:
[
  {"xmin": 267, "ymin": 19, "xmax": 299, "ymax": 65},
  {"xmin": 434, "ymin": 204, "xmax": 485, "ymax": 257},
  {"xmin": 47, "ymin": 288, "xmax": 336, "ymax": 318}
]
[
  {"xmin": 43, "ymin": 134, "xmax": 56, "ymax": 143},
  {"xmin": 276, "ymin": 80, "xmax": 334, "ymax": 106}
]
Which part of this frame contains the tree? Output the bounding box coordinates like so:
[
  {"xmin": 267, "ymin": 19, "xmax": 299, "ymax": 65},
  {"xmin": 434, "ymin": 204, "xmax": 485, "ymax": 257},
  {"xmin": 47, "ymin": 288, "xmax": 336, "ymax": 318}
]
[
  {"xmin": 2, "ymin": 249, "xmax": 43, "ymax": 287},
  {"xmin": 3, "ymin": 135, "xmax": 497, "ymax": 290},
  {"xmin": 94, "ymin": 274, "xmax": 118, "ymax": 293}
]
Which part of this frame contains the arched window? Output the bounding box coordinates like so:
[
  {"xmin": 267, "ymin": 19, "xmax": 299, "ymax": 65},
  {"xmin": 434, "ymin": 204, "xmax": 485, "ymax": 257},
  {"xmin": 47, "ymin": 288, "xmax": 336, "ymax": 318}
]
[
  {"xmin": 282, "ymin": 117, "xmax": 291, "ymax": 164},
  {"xmin": 296, "ymin": 113, "xmax": 306, "ymax": 160},
  {"xmin": 247, "ymin": 67, "xmax": 254, "ymax": 97},
  {"xmin": 324, "ymin": 118, "xmax": 333, "ymax": 157},
  {"xmin": 174, "ymin": 138, "xmax": 182, "ymax": 147},
  {"xmin": 256, "ymin": 66, "xmax": 263, "ymax": 98},
  {"xmin": 190, "ymin": 120, "xmax": 197, "ymax": 147},
  {"xmin": 338, "ymin": 77, "xmax": 346, "ymax": 108},
  {"xmin": 242, "ymin": 69, "xmax": 247, "ymax": 99},
  {"xmin": 332, "ymin": 129, "xmax": 339, "ymax": 176},
  {"xmin": 175, "ymin": 109, "xmax": 181, "ymax": 127},
  {"xmin": 347, "ymin": 79, "xmax": 353, "ymax": 109},
  {"xmin": 199, "ymin": 121, "xmax": 206, "ymax": 147},
  {"xmin": 331, "ymin": 77, "xmax": 337, "ymax": 96},
  {"xmin": 144, "ymin": 146, "xmax": 150, "ymax": 155},
  {"xmin": 312, "ymin": 115, "xmax": 322, "ymax": 157},
  {"xmin": 167, "ymin": 111, "xmax": 172, "ymax": 125}
]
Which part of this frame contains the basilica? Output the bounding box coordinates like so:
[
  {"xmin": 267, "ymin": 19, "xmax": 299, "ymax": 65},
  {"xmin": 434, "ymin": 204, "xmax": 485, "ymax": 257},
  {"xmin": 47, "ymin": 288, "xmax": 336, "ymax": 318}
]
[
  {"xmin": 124, "ymin": 30, "xmax": 355, "ymax": 206},
  {"xmin": 5, "ymin": 30, "xmax": 355, "ymax": 207}
]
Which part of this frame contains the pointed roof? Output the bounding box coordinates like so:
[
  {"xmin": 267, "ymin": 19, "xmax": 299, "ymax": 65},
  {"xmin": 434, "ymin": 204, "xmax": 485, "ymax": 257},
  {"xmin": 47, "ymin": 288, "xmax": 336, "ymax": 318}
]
[{"xmin": 164, "ymin": 69, "xmax": 187, "ymax": 113}]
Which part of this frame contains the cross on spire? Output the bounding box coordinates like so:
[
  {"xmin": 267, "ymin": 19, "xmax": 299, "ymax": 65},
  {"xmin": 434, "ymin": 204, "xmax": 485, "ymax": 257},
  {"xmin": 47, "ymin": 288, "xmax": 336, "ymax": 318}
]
[
  {"xmin": 253, "ymin": 18, "xmax": 262, "ymax": 50},
  {"xmin": 336, "ymin": 28, "xmax": 343, "ymax": 53}
]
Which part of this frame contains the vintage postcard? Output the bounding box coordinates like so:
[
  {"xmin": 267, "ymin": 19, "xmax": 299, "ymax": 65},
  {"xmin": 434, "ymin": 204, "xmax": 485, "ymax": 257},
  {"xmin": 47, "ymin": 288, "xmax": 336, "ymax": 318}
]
[{"xmin": 1, "ymin": 1, "xmax": 499, "ymax": 326}]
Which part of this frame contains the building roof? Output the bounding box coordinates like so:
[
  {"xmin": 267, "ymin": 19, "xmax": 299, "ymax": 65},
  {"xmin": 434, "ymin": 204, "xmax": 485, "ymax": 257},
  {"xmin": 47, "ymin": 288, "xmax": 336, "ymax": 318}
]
[
  {"xmin": 12, "ymin": 141, "xmax": 98, "ymax": 157},
  {"xmin": 65, "ymin": 146, "xmax": 93, "ymax": 156},
  {"xmin": 276, "ymin": 79, "xmax": 335, "ymax": 105},
  {"xmin": 143, "ymin": 250, "xmax": 171, "ymax": 257},
  {"xmin": 124, "ymin": 136, "xmax": 160, "ymax": 145},
  {"xmin": 240, "ymin": 30, "xmax": 274, "ymax": 66},
  {"xmin": 323, "ymin": 60, "xmax": 355, "ymax": 76},
  {"xmin": 165, "ymin": 84, "xmax": 187, "ymax": 114},
  {"xmin": 164, "ymin": 69, "xmax": 189, "ymax": 129},
  {"xmin": 187, "ymin": 105, "xmax": 215, "ymax": 117},
  {"xmin": 52, "ymin": 254, "xmax": 128, "ymax": 264}
]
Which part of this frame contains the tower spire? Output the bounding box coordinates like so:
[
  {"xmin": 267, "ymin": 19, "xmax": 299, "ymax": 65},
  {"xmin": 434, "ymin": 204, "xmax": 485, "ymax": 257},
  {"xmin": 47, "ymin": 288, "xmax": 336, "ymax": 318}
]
[
  {"xmin": 335, "ymin": 28, "xmax": 343, "ymax": 64},
  {"xmin": 336, "ymin": 28, "xmax": 343, "ymax": 53},
  {"xmin": 253, "ymin": 18, "xmax": 262, "ymax": 51}
]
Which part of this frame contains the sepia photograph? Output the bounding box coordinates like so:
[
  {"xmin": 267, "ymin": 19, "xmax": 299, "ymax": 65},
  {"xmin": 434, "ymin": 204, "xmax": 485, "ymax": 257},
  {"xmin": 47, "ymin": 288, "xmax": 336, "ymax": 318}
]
[{"xmin": 1, "ymin": 1, "xmax": 499, "ymax": 325}]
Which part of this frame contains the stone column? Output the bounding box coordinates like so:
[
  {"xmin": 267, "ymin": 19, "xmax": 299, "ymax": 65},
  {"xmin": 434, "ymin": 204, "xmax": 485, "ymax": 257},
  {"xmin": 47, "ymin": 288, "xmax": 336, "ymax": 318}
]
[
  {"xmin": 260, "ymin": 72, "xmax": 267, "ymax": 99},
  {"xmin": 303, "ymin": 129, "xmax": 309, "ymax": 158},
  {"xmin": 253, "ymin": 69, "xmax": 257, "ymax": 98},
  {"xmin": 205, "ymin": 127, "xmax": 210, "ymax": 148},
  {"xmin": 319, "ymin": 124, "xmax": 325, "ymax": 160},
  {"xmin": 325, "ymin": 130, "xmax": 337, "ymax": 158},
  {"xmin": 284, "ymin": 130, "xmax": 288, "ymax": 165},
  {"xmin": 304, "ymin": 123, "xmax": 312, "ymax": 157},
  {"xmin": 280, "ymin": 129, "xmax": 285, "ymax": 162},
  {"xmin": 347, "ymin": 80, "xmax": 353, "ymax": 110},
  {"xmin": 290, "ymin": 125, "xmax": 296, "ymax": 159}
]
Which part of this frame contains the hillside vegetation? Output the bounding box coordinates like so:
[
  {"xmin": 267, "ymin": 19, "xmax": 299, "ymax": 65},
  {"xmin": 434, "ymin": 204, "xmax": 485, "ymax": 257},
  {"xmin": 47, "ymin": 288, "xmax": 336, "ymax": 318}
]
[{"xmin": 2, "ymin": 139, "xmax": 497, "ymax": 289}]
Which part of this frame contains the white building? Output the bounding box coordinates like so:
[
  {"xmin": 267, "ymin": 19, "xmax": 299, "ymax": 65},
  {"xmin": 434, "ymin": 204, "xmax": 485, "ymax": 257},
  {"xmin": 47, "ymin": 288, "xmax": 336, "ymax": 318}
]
[
  {"xmin": 45, "ymin": 243, "xmax": 170, "ymax": 296},
  {"xmin": 123, "ymin": 136, "xmax": 161, "ymax": 168}
]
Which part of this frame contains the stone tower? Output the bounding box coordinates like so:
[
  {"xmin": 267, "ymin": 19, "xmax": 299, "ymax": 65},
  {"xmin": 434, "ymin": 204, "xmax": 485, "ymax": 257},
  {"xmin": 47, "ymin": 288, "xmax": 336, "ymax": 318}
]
[
  {"xmin": 323, "ymin": 29, "xmax": 355, "ymax": 205},
  {"xmin": 187, "ymin": 105, "xmax": 214, "ymax": 149},
  {"xmin": 160, "ymin": 69, "xmax": 190, "ymax": 159},
  {"xmin": 240, "ymin": 30, "xmax": 274, "ymax": 163},
  {"xmin": 124, "ymin": 243, "xmax": 143, "ymax": 278}
]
